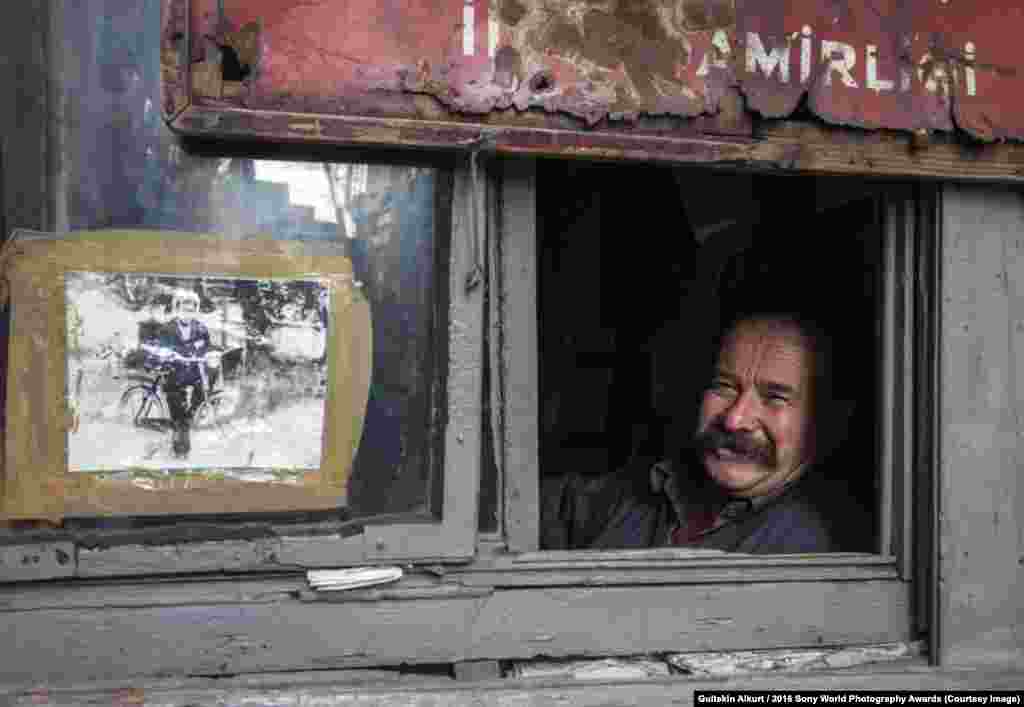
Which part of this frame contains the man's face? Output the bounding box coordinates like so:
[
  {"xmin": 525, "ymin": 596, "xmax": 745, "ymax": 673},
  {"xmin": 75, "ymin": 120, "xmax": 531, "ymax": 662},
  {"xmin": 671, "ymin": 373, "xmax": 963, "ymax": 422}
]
[
  {"xmin": 694, "ymin": 318, "xmax": 817, "ymax": 499},
  {"xmin": 177, "ymin": 300, "xmax": 198, "ymax": 317}
]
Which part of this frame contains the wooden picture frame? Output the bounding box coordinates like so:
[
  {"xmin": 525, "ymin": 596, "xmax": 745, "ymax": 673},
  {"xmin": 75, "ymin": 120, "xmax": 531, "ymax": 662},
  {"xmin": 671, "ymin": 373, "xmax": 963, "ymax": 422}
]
[{"xmin": 1, "ymin": 230, "xmax": 372, "ymax": 520}]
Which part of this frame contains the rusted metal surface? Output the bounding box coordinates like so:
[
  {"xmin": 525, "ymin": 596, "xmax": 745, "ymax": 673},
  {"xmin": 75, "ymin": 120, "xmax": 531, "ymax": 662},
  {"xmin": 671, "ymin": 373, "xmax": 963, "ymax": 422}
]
[
  {"xmin": 161, "ymin": 0, "xmax": 190, "ymax": 122},
  {"xmin": 167, "ymin": 0, "xmax": 752, "ymax": 137},
  {"xmin": 164, "ymin": 0, "xmax": 1024, "ymax": 165},
  {"xmin": 738, "ymin": 0, "xmax": 1023, "ymax": 139}
]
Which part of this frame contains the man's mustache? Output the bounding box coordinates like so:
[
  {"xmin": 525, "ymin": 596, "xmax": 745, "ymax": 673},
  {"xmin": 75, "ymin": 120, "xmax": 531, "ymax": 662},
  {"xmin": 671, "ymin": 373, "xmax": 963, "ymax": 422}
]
[{"xmin": 695, "ymin": 420, "xmax": 774, "ymax": 465}]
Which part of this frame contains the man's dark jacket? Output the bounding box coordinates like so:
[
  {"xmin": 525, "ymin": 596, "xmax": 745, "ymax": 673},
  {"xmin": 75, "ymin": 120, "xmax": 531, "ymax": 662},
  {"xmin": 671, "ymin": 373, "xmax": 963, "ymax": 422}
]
[
  {"xmin": 540, "ymin": 458, "xmax": 856, "ymax": 553},
  {"xmin": 153, "ymin": 317, "xmax": 211, "ymax": 389}
]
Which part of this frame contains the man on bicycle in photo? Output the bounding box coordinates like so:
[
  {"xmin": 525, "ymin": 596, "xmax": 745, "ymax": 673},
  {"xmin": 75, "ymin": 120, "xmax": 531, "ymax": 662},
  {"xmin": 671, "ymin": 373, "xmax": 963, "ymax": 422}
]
[{"xmin": 143, "ymin": 288, "xmax": 213, "ymax": 458}]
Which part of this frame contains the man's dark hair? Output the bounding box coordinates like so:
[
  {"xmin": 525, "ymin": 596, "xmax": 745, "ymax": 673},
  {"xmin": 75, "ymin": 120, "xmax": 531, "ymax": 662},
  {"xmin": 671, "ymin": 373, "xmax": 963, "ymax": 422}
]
[{"xmin": 716, "ymin": 308, "xmax": 834, "ymax": 393}]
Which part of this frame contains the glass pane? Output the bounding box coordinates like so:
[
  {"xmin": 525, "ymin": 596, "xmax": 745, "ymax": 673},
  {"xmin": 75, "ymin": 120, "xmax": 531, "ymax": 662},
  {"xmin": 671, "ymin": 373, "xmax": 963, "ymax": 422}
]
[{"xmin": 2, "ymin": 0, "xmax": 443, "ymax": 527}]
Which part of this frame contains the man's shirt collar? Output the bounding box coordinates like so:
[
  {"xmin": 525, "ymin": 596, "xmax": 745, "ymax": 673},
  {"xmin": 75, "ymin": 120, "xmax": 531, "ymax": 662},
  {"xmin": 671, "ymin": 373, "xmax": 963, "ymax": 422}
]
[{"xmin": 656, "ymin": 460, "xmax": 808, "ymax": 541}]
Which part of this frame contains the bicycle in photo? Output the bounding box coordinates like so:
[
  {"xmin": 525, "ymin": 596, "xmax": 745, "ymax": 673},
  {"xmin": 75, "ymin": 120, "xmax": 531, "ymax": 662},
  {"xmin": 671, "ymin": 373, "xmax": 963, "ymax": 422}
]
[
  {"xmin": 115, "ymin": 365, "xmax": 171, "ymax": 431},
  {"xmin": 115, "ymin": 349, "xmax": 239, "ymax": 435},
  {"xmin": 189, "ymin": 349, "xmax": 238, "ymax": 433}
]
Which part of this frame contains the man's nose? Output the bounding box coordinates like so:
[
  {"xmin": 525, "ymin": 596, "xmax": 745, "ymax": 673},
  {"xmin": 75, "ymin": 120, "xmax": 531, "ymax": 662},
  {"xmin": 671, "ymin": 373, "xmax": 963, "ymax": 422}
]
[{"xmin": 723, "ymin": 390, "xmax": 759, "ymax": 431}]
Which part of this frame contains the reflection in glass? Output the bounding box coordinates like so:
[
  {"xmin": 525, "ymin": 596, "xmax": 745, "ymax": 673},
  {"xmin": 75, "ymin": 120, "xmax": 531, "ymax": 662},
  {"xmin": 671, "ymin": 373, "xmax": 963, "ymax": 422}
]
[
  {"xmin": 65, "ymin": 148, "xmax": 439, "ymax": 520},
  {"xmin": 57, "ymin": 3, "xmax": 440, "ymax": 517}
]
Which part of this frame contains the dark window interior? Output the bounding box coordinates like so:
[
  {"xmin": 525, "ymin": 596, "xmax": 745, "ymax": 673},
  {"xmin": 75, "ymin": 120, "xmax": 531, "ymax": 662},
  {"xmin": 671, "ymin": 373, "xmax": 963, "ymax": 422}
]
[{"xmin": 536, "ymin": 161, "xmax": 880, "ymax": 552}]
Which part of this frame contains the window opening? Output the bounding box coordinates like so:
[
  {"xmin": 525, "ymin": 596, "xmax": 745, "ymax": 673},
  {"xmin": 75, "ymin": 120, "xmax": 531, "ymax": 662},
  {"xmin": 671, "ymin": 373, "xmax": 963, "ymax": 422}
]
[{"xmin": 537, "ymin": 163, "xmax": 881, "ymax": 554}]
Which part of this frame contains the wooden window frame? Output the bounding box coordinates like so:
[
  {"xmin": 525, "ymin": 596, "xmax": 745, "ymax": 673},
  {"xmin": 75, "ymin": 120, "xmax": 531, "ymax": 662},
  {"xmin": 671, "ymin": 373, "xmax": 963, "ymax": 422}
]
[
  {"xmin": 459, "ymin": 158, "xmax": 939, "ymax": 649},
  {"xmin": 0, "ymin": 161, "xmax": 483, "ymax": 581}
]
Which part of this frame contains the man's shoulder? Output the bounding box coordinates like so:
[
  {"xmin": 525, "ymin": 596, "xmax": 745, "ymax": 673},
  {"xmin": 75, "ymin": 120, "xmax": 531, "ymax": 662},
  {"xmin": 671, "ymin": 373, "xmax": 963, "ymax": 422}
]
[
  {"xmin": 744, "ymin": 489, "xmax": 833, "ymax": 553},
  {"xmin": 540, "ymin": 461, "xmax": 670, "ymax": 550},
  {"xmin": 741, "ymin": 475, "xmax": 871, "ymax": 553}
]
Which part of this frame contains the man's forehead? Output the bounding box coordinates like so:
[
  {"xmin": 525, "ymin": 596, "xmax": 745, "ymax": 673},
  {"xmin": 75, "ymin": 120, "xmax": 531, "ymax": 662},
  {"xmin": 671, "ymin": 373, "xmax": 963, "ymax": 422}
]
[{"xmin": 717, "ymin": 319, "xmax": 814, "ymax": 385}]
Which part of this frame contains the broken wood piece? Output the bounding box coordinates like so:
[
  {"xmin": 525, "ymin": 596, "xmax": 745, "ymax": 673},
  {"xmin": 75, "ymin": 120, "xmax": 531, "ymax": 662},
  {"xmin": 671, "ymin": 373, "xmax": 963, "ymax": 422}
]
[
  {"xmin": 510, "ymin": 657, "xmax": 671, "ymax": 681},
  {"xmin": 667, "ymin": 641, "xmax": 924, "ymax": 677}
]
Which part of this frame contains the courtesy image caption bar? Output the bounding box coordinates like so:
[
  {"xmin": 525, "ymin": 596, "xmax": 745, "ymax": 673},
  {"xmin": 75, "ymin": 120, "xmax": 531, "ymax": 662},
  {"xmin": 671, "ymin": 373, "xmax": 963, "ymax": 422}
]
[{"xmin": 695, "ymin": 693, "xmax": 1023, "ymax": 705}]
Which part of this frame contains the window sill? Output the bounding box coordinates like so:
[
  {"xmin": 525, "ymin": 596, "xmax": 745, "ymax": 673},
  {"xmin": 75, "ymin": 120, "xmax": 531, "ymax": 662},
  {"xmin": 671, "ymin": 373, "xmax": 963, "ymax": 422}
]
[{"xmin": 446, "ymin": 550, "xmax": 899, "ymax": 587}]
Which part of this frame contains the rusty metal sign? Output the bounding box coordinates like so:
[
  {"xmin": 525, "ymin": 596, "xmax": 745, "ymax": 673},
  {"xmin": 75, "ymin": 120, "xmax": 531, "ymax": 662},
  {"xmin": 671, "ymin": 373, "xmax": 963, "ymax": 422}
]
[
  {"xmin": 738, "ymin": 0, "xmax": 1022, "ymax": 140},
  {"xmin": 163, "ymin": 0, "xmax": 1024, "ymax": 158}
]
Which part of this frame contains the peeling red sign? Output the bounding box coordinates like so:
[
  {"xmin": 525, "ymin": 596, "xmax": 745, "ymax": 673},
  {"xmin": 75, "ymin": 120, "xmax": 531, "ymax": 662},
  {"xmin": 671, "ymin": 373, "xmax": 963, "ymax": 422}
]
[
  {"xmin": 170, "ymin": 0, "xmax": 1024, "ymax": 142},
  {"xmin": 738, "ymin": 0, "xmax": 1022, "ymax": 140}
]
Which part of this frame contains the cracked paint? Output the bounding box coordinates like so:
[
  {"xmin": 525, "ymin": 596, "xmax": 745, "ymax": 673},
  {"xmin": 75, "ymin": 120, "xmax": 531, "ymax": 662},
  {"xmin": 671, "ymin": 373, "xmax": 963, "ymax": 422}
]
[{"xmin": 173, "ymin": 0, "xmax": 1024, "ymax": 141}]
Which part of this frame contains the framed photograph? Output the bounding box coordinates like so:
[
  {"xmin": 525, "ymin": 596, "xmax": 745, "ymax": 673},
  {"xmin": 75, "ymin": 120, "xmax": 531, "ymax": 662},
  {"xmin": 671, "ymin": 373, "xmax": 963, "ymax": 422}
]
[{"xmin": 2, "ymin": 230, "xmax": 371, "ymax": 519}]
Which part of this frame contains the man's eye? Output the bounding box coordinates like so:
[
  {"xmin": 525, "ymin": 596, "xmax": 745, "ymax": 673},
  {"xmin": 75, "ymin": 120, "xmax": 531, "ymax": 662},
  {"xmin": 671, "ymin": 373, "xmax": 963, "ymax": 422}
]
[
  {"xmin": 765, "ymin": 393, "xmax": 789, "ymax": 405},
  {"xmin": 710, "ymin": 380, "xmax": 734, "ymax": 393}
]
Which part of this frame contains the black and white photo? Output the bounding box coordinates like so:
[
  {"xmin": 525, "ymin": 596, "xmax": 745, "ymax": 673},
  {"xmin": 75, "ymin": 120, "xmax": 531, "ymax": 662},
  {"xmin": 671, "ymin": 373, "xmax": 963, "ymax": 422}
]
[{"xmin": 65, "ymin": 271, "xmax": 330, "ymax": 473}]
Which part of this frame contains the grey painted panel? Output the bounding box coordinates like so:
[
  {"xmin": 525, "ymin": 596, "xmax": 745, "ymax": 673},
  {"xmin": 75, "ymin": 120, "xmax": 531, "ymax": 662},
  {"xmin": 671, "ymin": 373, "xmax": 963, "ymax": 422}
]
[
  {"xmin": 940, "ymin": 183, "xmax": 1024, "ymax": 668},
  {"xmin": 0, "ymin": 580, "xmax": 909, "ymax": 684},
  {"xmin": 0, "ymin": 576, "xmax": 303, "ymax": 612},
  {"xmin": 76, "ymin": 539, "xmax": 284, "ymax": 577},
  {"xmin": 464, "ymin": 582, "xmax": 911, "ymax": 659},
  {"xmin": 5, "ymin": 597, "xmax": 482, "ymax": 684},
  {"xmin": 500, "ymin": 158, "xmax": 540, "ymax": 553},
  {"xmin": 359, "ymin": 166, "xmax": 483, "ymax": 564}
]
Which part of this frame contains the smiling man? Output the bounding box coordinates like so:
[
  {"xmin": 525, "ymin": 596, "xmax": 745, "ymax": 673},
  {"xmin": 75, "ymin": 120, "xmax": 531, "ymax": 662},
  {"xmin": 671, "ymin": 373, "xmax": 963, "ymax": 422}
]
[{"xmin": 541, "ymin": 310, "xmax": 856, "ymax": 554}]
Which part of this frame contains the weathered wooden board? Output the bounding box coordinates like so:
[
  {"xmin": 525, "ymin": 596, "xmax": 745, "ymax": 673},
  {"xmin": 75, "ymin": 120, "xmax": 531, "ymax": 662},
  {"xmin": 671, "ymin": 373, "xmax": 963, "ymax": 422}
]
[
  {"xmin": 939, "ymin": 183, "xmax": 1024, "ymax": 668},
  {"xmin": 0, "ymin": 579, "xmax": 910, "ymax": 684},
  {"xmin": 499, "ymin": 159, "xmax": 539, "ymax": 553},
  {"xmin": 450, "ymin": 553, "xmax": 900, "ymax": 587},
  {"xmin": 0, "ymin": 542, "xmax": 75, "ymax": 582},
  {"xmin": 6, "ymin": 665, "xmax": 1024, "ymax": 706}
]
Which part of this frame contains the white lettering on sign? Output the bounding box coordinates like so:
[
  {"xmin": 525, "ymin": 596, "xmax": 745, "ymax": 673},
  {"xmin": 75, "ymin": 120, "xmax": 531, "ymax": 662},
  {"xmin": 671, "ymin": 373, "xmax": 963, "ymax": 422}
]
[
  {"xmin": 800, "ymin": 25, "xmax": 813, "ymax": 84},
  {"xmin": 697, "ymin": 29, "xmax": 733, "ymax": 77},
  {"xmin": 964, "ymin": 41, "xmax": 977, "ymax": 96},
  {"xmin": 744, "ymin": 30, "xmax": 979, "ymax": 97},
  {"xmin": 821, "ymin": 40, "xmax": 858, "ymax": 87},
  {"xmin": 463, "ymin": 0, "xmax": 475, "ymax": 56},
  {"xmin": 747, "ymin": 31, "xmax": 790, "ymax": 82},
  {"xmin": 866, "ymin": 44, "xmax": 895, "ymax": 92}
]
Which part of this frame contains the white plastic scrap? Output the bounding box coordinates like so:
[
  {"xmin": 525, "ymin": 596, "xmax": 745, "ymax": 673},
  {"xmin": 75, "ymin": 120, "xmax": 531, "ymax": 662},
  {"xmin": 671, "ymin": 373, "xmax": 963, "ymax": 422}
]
[{"xmin": 306, "ymin": 567, "xmax": 404, "ymax": 592}]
